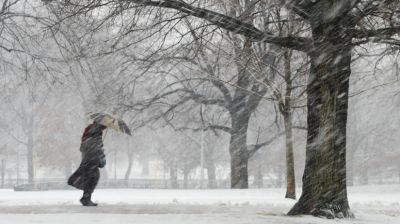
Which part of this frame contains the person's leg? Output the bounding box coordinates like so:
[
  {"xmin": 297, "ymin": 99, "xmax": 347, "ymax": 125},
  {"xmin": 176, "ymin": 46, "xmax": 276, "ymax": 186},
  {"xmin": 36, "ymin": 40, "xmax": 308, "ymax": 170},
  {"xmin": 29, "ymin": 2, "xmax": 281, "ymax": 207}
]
[
  {"xmin": 80, "ymin": 190, "xmax": 96, "ymax": 206},
  {"xmin": 80, "ymin": 168, "xmax": 100, "ymax": 206}
]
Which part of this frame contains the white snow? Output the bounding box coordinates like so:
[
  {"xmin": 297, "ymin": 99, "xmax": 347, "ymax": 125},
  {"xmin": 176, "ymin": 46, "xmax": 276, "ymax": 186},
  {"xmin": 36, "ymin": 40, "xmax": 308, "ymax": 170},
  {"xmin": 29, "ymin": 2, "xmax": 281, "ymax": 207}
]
[{"xmin": 0, "ymin": 185, "xmax": 399, "ymax": 224}]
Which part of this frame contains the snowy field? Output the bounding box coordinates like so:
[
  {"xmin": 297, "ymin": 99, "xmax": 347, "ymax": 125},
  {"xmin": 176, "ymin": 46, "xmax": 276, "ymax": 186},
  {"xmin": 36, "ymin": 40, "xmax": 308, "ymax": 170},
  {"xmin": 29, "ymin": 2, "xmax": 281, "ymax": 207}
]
[{"xmin": 0, "ymin": 185, "xmax": 399, "ymax": 224}]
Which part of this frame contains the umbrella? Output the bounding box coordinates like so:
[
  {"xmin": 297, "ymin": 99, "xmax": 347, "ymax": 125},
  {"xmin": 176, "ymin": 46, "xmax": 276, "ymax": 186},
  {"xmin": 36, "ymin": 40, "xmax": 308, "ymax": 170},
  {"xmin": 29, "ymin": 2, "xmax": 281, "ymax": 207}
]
[{"xmin": 86, "ymin": 112, "xmax": 131, "ymax": 136}]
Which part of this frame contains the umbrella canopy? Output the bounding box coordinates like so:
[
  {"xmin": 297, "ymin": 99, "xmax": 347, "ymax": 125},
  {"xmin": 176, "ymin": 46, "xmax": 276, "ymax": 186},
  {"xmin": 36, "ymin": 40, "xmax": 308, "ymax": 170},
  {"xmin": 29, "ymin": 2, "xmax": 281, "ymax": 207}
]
[{"xmin": 86, "ymin": 112, "xmax": 131, "ymax": 136}]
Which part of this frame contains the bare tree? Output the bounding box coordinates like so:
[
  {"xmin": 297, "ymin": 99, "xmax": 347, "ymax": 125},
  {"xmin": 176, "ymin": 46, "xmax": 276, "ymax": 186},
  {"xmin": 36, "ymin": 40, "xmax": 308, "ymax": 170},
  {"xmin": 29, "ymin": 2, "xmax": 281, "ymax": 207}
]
[
  {"xmin": 114, "ymin": 0, "xmax": 400, "ymax": 218},
  {"xmin": 259, "ymin": 6, "xmax": 309, "ymax": 199},
  {"xmin": 36, "ymin": 93, "xmax": 83, "ymax": 179},
  {"xmin": 45, "ymin": 0, "xmax": 400, "ymax": 218}
]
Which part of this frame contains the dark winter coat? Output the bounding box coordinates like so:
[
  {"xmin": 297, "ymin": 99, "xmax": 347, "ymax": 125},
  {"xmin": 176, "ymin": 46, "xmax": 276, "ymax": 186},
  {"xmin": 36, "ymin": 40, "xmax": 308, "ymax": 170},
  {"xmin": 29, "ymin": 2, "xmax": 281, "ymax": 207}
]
[{"xmin": 68, "ymin": 123, "xmax": 106, "ymax": 193}]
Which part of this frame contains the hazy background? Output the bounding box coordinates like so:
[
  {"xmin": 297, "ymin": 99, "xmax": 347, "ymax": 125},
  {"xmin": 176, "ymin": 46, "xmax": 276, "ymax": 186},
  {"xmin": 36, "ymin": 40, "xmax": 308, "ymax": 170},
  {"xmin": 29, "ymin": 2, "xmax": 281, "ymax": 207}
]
[{"xmin": 0, "ymin": 0, "xmax": 399, "ymax": 191}]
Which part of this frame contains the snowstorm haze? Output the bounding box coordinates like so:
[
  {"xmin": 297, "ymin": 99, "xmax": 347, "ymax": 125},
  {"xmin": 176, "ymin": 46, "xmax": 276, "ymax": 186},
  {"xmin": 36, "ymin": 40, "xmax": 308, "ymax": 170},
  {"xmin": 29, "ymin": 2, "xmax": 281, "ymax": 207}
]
[
  {"xmin": 0, "ymin": 0, "xmax": 400, "ymax": 223},
  {"xmin": 2, "ymin": 47, "xmax": 399, "ymax": 185}
]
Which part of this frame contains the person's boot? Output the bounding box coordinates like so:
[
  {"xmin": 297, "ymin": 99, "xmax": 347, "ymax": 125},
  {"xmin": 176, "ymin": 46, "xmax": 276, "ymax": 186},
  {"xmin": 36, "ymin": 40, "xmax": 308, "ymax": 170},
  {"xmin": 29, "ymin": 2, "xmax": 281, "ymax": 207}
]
[{"xmin": 80, "ymin": 192, "xmax": 98, "ymax": 206}]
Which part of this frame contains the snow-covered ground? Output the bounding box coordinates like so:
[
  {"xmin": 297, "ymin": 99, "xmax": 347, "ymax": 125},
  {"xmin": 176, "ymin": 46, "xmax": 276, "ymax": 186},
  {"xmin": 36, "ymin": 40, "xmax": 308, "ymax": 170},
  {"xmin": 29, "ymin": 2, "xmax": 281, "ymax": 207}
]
[{"xmin": 0, "ymin": 185, "xmax": 399, "ymax": 224}]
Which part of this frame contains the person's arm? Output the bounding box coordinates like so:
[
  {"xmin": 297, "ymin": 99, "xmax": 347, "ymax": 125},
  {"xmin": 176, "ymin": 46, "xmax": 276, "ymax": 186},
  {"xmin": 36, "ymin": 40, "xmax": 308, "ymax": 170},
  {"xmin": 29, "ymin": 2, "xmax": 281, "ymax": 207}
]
[{"xmin": 98, "ymin": 150, "xmax": 106, "ymax": 168}]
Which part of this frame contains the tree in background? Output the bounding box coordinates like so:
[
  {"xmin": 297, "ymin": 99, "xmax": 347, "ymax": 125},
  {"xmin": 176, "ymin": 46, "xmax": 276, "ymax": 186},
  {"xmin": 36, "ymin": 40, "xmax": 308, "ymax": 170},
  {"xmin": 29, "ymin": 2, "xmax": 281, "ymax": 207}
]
[{"xmin": 36, "ymin": 92, "xmax": 83, "ymax": 179}]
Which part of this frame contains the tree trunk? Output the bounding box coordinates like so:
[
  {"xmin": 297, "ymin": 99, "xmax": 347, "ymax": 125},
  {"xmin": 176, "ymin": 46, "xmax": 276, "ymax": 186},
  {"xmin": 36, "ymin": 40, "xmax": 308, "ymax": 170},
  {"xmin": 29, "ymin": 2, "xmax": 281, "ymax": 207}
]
[
  {"xmin": 229, "ymin": 114, "xmax": 250, "ymax": 189},
  {"xmin": 124, "ymin": 150, "xmax": 134, "ymax": 183},
  {"xmin": 27, "ymin": 142, "xmax": 34, "ymax": 184},
  {"xmin": 288, "ymin": 27, "xmax": 353, "ymax": 218},
  {"xmin": 282, "ymin": 35, "xmax": 296, "ymax": 200},
  {"xmin": 284, "ymin": 112, "xmax": 296, "ymax": 199}
]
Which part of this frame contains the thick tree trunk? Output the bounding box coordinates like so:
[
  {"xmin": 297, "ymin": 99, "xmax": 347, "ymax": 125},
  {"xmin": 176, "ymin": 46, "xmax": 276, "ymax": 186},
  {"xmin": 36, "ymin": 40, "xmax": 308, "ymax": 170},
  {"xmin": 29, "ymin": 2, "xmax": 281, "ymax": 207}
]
[
  {"xmin": 284, "ymin": 112, "xmax": 296, "ymax": 199},
  {"xmin": 288, "ymin": 27, "xmax": 353, "ymax": 218},
  {"xmin": 229, "ymin": 114, "xmax": 250, "ymax": 189}
]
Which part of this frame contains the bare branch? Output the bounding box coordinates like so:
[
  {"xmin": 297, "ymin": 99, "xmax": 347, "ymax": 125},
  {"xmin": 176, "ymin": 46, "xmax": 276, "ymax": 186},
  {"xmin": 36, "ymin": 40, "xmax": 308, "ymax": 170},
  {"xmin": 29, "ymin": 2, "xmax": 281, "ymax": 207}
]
[
  {"xmin": 177, "ymin": 125, "xmax": 232, "ymax": 134},
  {"xmin": 129, "ymin": 0, "xmax": 312, "ymax": 51},
  {"xmin": 352, "ymin": 26, "xmax": 400, "ymax": 39},
  {"xmin": 247, "ymin": 131, "xmax": 285, "ymax": 158}
]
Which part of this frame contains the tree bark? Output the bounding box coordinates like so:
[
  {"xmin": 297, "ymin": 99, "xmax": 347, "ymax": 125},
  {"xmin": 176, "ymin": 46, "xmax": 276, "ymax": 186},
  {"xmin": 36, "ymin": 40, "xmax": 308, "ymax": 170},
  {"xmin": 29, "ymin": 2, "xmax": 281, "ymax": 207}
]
[
  {"xmin": 283, "ymin": 48, "xmax": 296, "ymax": 199},
  {"xmin": 229, "ymin": 113, "xmax": 250, "ymax": 189},
  {"xmin": 288, "ymin": 25, "xmax": 353, "ymax": 218},
  {"xmin": 284, "ymin": 112, "xmax": 296, "ymax": 199}
]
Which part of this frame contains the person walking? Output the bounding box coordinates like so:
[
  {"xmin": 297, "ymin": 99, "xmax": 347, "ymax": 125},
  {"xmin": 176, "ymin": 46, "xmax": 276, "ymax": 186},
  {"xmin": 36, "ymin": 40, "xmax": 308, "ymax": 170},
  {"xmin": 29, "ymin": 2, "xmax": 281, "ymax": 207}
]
[{"xmin": 68, "ymin": 122, "xmax": 107, "ymax": 206}]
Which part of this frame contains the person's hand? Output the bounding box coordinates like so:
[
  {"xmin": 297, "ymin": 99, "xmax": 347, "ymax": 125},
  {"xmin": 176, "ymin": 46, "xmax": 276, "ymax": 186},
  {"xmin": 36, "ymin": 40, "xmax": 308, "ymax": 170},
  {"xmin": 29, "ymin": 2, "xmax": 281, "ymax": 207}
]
[{"xmin": 98, "ymin": 150, "xmax": 106, "ymax": 168}]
